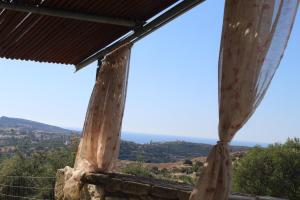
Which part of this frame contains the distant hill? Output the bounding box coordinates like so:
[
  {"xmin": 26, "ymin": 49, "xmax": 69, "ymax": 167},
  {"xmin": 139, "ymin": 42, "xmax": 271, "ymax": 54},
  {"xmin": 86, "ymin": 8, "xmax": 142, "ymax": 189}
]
[
  {"xmin": 0, "ymin": 117, "xmax": 251, "ymax": 163},
  {"xmin": 119, "ymin": 140, "xmax": 249, "ymax": 163},
  {"xmin": 0, "ymin": 116, "xmax": 74, "ymax": 134}
]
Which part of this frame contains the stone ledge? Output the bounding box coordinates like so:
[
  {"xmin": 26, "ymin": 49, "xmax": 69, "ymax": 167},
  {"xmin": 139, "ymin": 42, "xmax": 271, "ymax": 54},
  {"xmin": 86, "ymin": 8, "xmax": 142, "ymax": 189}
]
[
  {"xmin": 55, "ymin": 169, "xmax": 286, "ymax": 200},
  {"xmin": 83, "ymin": 172, "xmax": 193, "ymax": 191},
  {"xmin": 82, "ymin": 172, "xmax": 285, "ymax": 200}
]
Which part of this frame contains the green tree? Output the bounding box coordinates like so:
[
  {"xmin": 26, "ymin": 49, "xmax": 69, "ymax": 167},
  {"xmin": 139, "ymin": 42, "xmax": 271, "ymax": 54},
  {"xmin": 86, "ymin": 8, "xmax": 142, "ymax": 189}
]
[
  {"xmin": 0, "ymin": 153, "xmax": 38, "ymax": 199},
  {"xmin": 233, "ymin": 138, "xmax": 300, "ymax": 200},
  {"xmin": 0, "ymin": 143, "xmax": 77, "ymax": 199}
]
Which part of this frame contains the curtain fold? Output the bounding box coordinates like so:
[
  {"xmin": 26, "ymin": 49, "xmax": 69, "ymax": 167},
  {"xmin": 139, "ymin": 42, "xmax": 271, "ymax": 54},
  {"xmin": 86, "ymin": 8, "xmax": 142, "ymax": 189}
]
[
  {"xmin": 190, "ymin": 0, "xmax": 298, "ymax": 199},
  {"xmin": 74, "ymin": 45, "xmax": 132, "ymax": 173}
]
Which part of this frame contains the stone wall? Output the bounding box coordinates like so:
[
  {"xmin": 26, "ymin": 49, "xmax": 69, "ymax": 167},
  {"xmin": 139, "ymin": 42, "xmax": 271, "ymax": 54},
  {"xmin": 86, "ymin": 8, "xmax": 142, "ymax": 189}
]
[{"xmin": 55, "ymin": 169, "xmax": 285, "ymax": 200}]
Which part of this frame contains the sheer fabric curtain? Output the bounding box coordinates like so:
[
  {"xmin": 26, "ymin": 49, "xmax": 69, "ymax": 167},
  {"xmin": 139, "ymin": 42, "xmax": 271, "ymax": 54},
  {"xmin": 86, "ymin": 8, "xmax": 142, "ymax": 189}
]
[
  {"xmin": 74, "ymin": 45, "xmax": 132, "ymax": 173},
  {"xmin": 62, "ymin": 45, "xmax": 132, "ymax": 200},
  {"xmin": 190, "ymin": 0, "xmax": 298, "ymax": 199}
]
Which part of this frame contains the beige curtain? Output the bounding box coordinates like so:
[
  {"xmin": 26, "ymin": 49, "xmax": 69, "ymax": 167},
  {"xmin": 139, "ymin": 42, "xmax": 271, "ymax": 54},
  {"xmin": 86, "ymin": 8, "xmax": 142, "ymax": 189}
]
[
  {"xmin": 190, "ymin": 1, "xmax": 298, "ymax": 200},
  {"xmin": 74, "ymin": 45, "xmax": 132, "ymax": 173}
]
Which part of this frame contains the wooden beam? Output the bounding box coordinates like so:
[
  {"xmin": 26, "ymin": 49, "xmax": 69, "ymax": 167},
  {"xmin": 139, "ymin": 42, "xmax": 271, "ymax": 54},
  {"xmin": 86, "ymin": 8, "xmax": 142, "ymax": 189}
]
[
  {"xmin": 76, "ymin": 0, "xmax": 206, "ymax": 71},
  {"xmin": 0, "ymin": 1, "xmax": 140, "ymax": 27}
]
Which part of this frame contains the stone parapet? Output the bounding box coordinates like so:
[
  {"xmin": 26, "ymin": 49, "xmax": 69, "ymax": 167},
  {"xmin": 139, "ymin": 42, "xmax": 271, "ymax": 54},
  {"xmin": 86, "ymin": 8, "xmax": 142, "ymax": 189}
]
[{"xmin": 55, "ymin": 169, "xmax": 286, "ymax": 200}]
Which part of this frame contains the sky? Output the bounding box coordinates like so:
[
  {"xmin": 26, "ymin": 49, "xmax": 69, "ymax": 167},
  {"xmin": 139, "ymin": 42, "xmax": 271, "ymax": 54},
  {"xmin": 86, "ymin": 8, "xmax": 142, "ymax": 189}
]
[{"xmin": 0, "ymin": 1, "xmax": 299, "ymax": 144}]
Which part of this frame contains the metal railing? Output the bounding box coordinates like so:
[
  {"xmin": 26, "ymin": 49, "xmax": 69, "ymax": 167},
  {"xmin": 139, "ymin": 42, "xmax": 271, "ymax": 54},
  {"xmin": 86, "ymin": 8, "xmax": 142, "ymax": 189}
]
[{"xmin": 0, "ymin": 175, "xmax": 55, "ymax": 200}]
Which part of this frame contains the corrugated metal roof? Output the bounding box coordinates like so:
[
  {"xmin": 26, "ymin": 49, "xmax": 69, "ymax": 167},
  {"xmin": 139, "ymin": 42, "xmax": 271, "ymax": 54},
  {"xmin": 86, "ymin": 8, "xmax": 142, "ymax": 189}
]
[{"xmin": 0, "ymin": 0, "xmax": 178, "ymax": 65}]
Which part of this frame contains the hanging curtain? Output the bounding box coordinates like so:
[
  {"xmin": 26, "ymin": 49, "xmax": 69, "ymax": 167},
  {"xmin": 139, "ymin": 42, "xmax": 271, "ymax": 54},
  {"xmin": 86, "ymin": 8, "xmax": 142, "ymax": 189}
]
[
  {"xmin": 190, "ymin": 0, "xmax": 298, "ymax": 200},
  {"xmin": 74, "ymin": 45, "xmax": 132, "ymax": 173}
]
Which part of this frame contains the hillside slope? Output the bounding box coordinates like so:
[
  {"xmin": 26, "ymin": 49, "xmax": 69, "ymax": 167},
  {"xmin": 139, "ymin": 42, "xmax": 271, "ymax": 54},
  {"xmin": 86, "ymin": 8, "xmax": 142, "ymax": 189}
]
[
  {"xmin": 119, "ymin": 140, "xmax": 248, "ymax": 163},
  {"xmin": 0, "ymin": 116, "xmax": 73, "ymax": 134}
]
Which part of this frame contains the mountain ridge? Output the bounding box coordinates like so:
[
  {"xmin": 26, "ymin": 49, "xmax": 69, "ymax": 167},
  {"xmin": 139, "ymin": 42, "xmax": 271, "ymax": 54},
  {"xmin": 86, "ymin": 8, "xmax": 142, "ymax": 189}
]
[{"xmin": 0, "ymin": 116, "xmax": 74, "ymax": 134}]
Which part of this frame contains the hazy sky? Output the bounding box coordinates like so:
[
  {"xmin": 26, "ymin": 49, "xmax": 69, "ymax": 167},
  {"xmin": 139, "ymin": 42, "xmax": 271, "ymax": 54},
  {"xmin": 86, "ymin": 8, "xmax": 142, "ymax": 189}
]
[{"xmin": 0, "ymin": 1, "xmax": 299, "ymax": 143}]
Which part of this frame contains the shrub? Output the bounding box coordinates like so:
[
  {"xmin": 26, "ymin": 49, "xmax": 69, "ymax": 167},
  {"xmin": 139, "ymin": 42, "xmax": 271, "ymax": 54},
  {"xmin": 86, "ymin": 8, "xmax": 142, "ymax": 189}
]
[
  {"xmin": 121, "ymin": 162, "xmax": 153, "ymax": 177},
  {"xmin": 233, "ymin": 138, "xmax": 300, "ymax": 200},
  {"xmin": 192, "ymin": 161, "xmax": 203, "ymax": 172},
  {"xmin": 180, "ymin": 167, "xmax": 193, "ymax": 174},
  {"xmin": 183, "ymin": 159, "xmax": 193, "ymax": 165},
  {"xmin": 178, "ymin": 175, "xmax": 195, "ymax": 185}
]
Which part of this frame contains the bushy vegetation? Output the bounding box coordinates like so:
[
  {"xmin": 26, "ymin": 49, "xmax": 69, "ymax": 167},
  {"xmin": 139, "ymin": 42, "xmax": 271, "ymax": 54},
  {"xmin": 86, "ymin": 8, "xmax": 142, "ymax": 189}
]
[
  {"xmin": 121, "ymin": 162, "xmax": 153, "ymax": 177},
  {"xmin": 120, "ymin": 141, "xmax": 248, "ymax": 163},
  {"xmin": 120, "ymin": 160, "xmax": 204, "ymax": 185},
  {"xmin": 233, "ymin": 138, "xmax": 300, "ymax": 200},
  {"xmin": 0, "ymin": 141, "xmax": 77, "ymax": 199}
]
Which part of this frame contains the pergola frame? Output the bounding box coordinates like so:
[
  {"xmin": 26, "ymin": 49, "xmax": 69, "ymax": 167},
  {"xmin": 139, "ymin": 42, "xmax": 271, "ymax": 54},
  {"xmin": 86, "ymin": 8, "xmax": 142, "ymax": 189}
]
[
  {"xmin": 76, "ymin": 0, "xmax": 205, "ymax": 70},
  {"xmin": 0, "ymin": 1, "xmax": 141, "ymax": 27},
  {"xmin": 0, "ymin": 0, "xmax": 205, "ymax": 70}
]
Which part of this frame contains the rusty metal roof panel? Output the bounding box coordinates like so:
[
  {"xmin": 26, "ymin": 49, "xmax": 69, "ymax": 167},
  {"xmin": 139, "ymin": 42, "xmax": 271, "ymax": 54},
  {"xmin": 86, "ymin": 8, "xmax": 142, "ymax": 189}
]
[{"xmin": 0, "ymin": 0, "xmax": 178, "ymax": 65}]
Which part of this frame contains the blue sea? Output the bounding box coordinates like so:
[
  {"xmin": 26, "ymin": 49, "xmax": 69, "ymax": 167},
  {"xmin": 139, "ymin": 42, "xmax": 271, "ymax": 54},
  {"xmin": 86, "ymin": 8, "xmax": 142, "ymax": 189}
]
[
  {"xmin": 121, "ymin": 132, "xmax": 269, "ymax": 147},
  {"xmin": 68, "ymin": 127, "xmax": 269, "ymax": 147}
]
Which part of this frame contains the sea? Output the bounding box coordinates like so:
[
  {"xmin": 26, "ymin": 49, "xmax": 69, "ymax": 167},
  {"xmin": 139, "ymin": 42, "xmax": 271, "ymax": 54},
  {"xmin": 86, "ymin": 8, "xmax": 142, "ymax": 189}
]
[
  {"xmin": 68, "ymin": 127, "xmax": 269, "ymax": 147},
  {"xmin": 121, "ymin": 132, "xmax": 269, "ymax": 147}
]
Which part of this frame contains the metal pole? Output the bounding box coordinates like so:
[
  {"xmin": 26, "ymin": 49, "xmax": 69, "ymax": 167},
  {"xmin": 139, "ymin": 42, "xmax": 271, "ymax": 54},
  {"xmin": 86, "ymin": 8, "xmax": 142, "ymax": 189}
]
[
  {"xmin": 0, "ymin": 1, "xmax": 139, "ymax": 27},
  {"xmin": 76, "ymin": 0, "xmax": 205, "ymax": 71}
]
